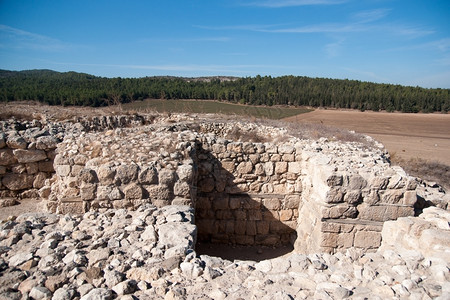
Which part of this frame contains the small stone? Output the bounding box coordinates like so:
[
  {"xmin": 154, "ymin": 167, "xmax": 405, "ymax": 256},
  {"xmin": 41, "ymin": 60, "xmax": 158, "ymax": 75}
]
[{"xmin": 29, "ymin": 286, "xmax": 52, "ymax": 300}]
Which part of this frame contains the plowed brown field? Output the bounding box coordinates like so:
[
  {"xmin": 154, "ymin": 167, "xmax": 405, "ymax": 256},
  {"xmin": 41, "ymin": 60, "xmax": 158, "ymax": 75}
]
[{"xmin": 284, "ymin": 110, "xmax": 450, "ymax": 166}]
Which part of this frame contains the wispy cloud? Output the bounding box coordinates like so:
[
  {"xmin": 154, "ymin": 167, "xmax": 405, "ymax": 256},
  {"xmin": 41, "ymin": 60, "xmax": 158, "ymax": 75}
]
[
  {"xmin": 352, "ymin": 8, "xmax": 391, "ymax": 23},
  {"xmin": 140, "ymin": 36, "xmax": 230, "ymax": 43},
  {"xmin": 325, "ymin": 38, "xmax": 345, "ymax": 58},
  {"xmin": 243, "ymin": 0, "xmax": 348, "ymax": 8},
  {"xmin": 0, "ymin": 24, "xmax": 68, "ymax": 51}
]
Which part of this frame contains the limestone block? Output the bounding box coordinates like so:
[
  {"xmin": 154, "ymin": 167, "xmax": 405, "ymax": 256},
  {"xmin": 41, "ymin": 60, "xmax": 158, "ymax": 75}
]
[
  {"xmin": 54, "ymin": 154, "xmax": 69, "ymax": 165},
  {"xmin": 321, "ymin": 222, "xmax": 341, "ymax": 233},
  {"xmin": 320, "ymin": 232, "xmax": 338, "ymax": 248},
  {"xmin": 174, "ymin": 181, "xmax": 190, "ymax": 197},
  {"xmin": 55, "ymin": 165, "xmax": 71, "ymax": 177},
  {"xmin": 387, "ymin": 174, "xmax": 406, "ymax": 189},
  {"xmin": 176, "ymin": 164, "xmax": 194, "ymax": 182},
  {"xmin": 337, "ymin": 232, "xmax": 355, "ymax": 248},
  {"xmin": 279, "ymin": 144, "xmax": 294, "ymax": 154},
  {"xmin": 198, "ymin": 161, "xmax": 213, "ymax": 175},
  {"xmin": 80, "ymin": 183, "xmax": 96, "ymax": 201},
  {"xmin": 227, "ymin": 142, "xmax": 243, "ymax": 153},
  {"xmin": 282, "ymin": 154, "xmax": 295, "ymax": 162},
  {"xmin": 402, "ymin": 191, "xmax": 417, "ymax": 206},
  {"xmin": 109, "ymin": 187, "xmax": 123, "ymax": 200},
  {"xmin": 288, "ymin": 162, "xmax": 301, "ymax": 174},
  {"xmin": 233, "ymin": 209, "xmax": 247, "ymax": 220},
  {"xmin": 273, "ymin": 184, "xmax": 286, "ymax": 194},
  {"xmin": 254, "ymin": 163, "xmax": 265, "ymax": 175},
  {"xmin": 354, "ymin": 231, "xmax": 381, "ymax": 249},
  {"xmin": 249, "ymin": 181, "xmax": 262, "ymax": 192},
  {"xmin": 36, "ymin": 136, "xmax": 59, "ymax": 150},
  {"xmin": 256, "ymin": 221, "xmax": 270, "ymax": 234},
  {"xmin": 70, "ymin": 165, "xmax": 84, "ymax": 177},
  {"xmin": 2, "ymin": 173, "xmax": 34, "ymax": 190},
  {"xmin": 271, "ymin": 154, "xmax": 281, "ymax": 162},
  {"xmin": 364, "ymin": 190, "xmax": 380, "ymax": 205},
  {"xmin": 13, "ymin": 149, "xmax": 47, "ymax": 163},
  {"xmin": 327, "ymin": 174, "xmax": 343, "ymax": 187},
  {"xmin": 235, "ymin": 235, "xmax": 254, "ymax": 245},
  {"xmin": 26, "ymin": 162, "xmax": 39, "ymax": 174},
  {"xmin": 326, "ymin": 188, "xmax": 344, "ymax": 204},
  {"xmin": 346, "ymin": 175, "xmax": 367, "ymax": 190},
  {"xmin": 116, "ymin": 164, "xmax": 139, "ymax": 185},
  {"xmin": 380, "ymin": 189, "xmax": 404, "ymax": 204},
  {"xmin": 11, "ymin": 163, "xmax": 27, "ymax": 174},
  {"xmin": 243, "ymin": 142, "xmax": 256, "ymax": 154},
  {"xmin": 38, "ymin": 161, "xmax": 54, "ymax": 173},
  {"xmin": 215, "ymin": 209, "xmax": 233, "ymax": 220},
  {"xmin": 263, "ymin": 209, "xmax": 279, "ymax": 220},
  {"xmin": 215, "ymin": 175, "xmax": 227, "ymax": 192},
  {"xmin": 263, "ymin": 198, "xmax": 281, "ymax": 210},
  {"xmin": 248, "ymin": 209, "xmax": 262, "ymax": 221},
  {"xmin": 236, "ymin": 161, "xmax": 253, "ymax": 174},
  {"xmin": 33, "ymin": 172, "xmax": 47, "ymax": 189},
  {"xmin": 197, "ymin": 219, "xmax": 215, "ymax": 235},
  {"xmin": 344, "ymin": 190, "xmax": 362, "ymax": 205},
  {"xmin": 147, "ymin": 185, "xmax": 171, "ymax": 201},
  {"xmin": 246, "ymin": 221, "xmax": 257, "ymax": 235},
  {"xmin": 220, "ymin": 161, "xmax": 235, "ymax": 173},
  {"xmin": 279, "ymin": 209, "xmax": 293, "ymax": 221},
  {"xmin": 275, "ymin": 162, "xmax": 288, "ymax": 174},
  {"xmin": 124, "ymin": 183, "xmax": 144, "ymax": 200},
  {"xmin": 0, "ymin": 135, "xmax": 5, "ymax": 149},
  {"xmin": 284, "ymin": 194, "xmax": 301, "ymax": 209},
  {"xmin": 0, "ymin": 149, "xmax": 18, "ymax": 165},
  {"xmin": 370, "ymin": 176, "xmax": 389, "ymax": 190},
  {"xmin": 270, "ymin": 221, "xmax": 289, "ymax": 233},
  {"xmin": 265, "ymin": 143, "xmax": 278, "ymax": 154},
  {"xmin": 73, "ymin": 154, "xmax": 88, "ymax": 165},
  {"xmin": 234, "ymin": 220, "xmax": 246, "ymax": 235},
  {"xmin": 0, "ymin": 166, "xmax": 6, "ymax": 174},
  {"xmin": 138, "ymin": 166, "xmax": 157, "ymax": 184},
  {"xmin": 261, "ymin": 183, "xmax": 274, "ymax": 193},
  {"xmin": 249, "ymin": 154, "xmax": 260, "ymax": 165},
  {"xmin": 6, "ymin": 136, "xmax": 27, "ymax": 149}
]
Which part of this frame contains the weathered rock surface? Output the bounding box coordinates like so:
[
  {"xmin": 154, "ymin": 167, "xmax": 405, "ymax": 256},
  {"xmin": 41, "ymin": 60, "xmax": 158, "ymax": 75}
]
[{"xmin": 0, "ymin": 205, "xmax": 448, "ymax": 299}]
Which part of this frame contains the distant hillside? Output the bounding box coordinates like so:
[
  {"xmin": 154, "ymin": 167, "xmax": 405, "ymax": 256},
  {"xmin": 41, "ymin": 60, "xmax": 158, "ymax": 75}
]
[{"xmin": 0, "ymin": 69, "xmax": 448, "ymax": 112}]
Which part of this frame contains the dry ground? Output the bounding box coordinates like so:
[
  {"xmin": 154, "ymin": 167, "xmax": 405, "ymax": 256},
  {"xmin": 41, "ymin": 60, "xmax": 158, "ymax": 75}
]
[{"xmin": 285, "ymin": 109, "xmax": 450, "ymax": 166}]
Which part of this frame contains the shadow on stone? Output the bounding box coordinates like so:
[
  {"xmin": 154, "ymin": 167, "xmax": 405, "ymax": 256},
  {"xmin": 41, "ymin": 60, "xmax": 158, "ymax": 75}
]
[{"xmin": 194, "ymin": 141, "xmax": 298, "ymax": 261}]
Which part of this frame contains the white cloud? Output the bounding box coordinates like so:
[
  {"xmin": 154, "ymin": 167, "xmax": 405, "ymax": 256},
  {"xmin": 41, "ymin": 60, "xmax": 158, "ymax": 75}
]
[
  {"xmin": 352, "ymin": 8, "xmax": 391, "ymax": 23},
  {"xmin": 325, "ymin": 39, "xmax": 345, "ymax": 58},
  {"xmin": 0, "ymin": 24, "xmax": 68, "ymax": 51},
  {"xmin": 243, "ymin": 0, "xmax": 348, "ymax": 8}
]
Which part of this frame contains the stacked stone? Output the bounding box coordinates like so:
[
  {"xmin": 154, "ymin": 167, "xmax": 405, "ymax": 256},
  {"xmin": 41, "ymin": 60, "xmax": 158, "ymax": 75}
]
[
  {"xmin": 45, "ymin": 126, "xmax": 198, "ymax": 214},
  {"xmin": 1, "ymin": 206, "xmax": 448, "ymax": 299},
  {"xmin": 0, "ymin": 124, "xmax": 60, "ymax": 199},
  {"xmin": 196, "ymin": 137, "xmax": 303, "ymax": 246},
  {"xmin": 296, "ymin": 139, "xmax": 419, "ymax": 253}
]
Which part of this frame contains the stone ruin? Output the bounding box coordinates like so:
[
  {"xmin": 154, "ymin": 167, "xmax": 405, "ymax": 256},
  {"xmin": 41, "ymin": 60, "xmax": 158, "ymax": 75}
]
[{"xmin": 2, "ymin": 113, "xmax": 446, "ymax": 255}]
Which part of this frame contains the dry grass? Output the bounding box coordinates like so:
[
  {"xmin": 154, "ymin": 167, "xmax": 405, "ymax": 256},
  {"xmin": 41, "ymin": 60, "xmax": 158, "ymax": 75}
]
[{"xmin": 390, "ymin": 153, "xmax": 449, "ymax": 191}]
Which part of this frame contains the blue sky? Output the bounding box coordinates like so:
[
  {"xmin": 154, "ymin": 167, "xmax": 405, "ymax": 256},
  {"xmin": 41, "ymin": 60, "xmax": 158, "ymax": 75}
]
[{"xmin": 0, "ymin": 0, "xmax": 449, "ymax": 88}]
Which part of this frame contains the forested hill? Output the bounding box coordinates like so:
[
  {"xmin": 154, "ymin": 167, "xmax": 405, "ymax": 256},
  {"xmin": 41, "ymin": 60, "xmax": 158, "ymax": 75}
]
[{"xmin": 1, "ymin": 69, "xmax": 448, "ymax": 112}]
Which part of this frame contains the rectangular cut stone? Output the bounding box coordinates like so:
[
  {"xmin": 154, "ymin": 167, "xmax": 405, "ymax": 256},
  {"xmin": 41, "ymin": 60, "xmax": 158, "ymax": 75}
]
[
  {"xmin": 256, "ymin": 221, "xmax": 270, "ymax": 234},
  {"xmin": 248, "ymin": 209, "xmax": 262, "ymax": 221},
  {"xmin": 246, "ymin": 221, "xmax": 257, "ymax": 235},
  {"xmin": 284, "ymin": 194, "xmax": 301, "ymax": 209},
  {"xmin": 279, "ymin": 209, "xmax": 293, "ymax": 221},
  {"xmin": 282, "ymin": 154, "xmax": 295, "ymax": 162},
  {"xmin": 322, "ymin": 222, "xmax": 341, "ymax": 233},
  {"xmin": 255, "ymin": 234, "xmax": 279, "ymax": 245},
  {"xmin": 320, "ymin": 233, "xmax": 338, "ymax": 248},
  {"xmin": 13, "ymin": 149, "xmax": 47, "ymax": 163},
  {"xmin": 337, "ymin": 232, "xmax": 355, "ymax": 248},
  {"xmin": 402, "ymin": 191, "xmax": 417, "ymax": 206},
  {"xmin": 234, "ymin": 210, "xmax": 247, "ymax": 220},
  {"xmin": 275, "ymin": 162, "xmax": 288, "ymax": 174},
  {"xmin": 288, "ymin": 162, "xmax": 302, "ymax": 174},
  {"xmin": 354, "ymin": 231, "xmax": 381, "ymax": 249},
  {"xmin": 263, "ymin": 198, "xmax": 281, "ymax": 210},
  {"xmin": 236, "ymin": 235, "xmax": 254, "ymax": 245}
]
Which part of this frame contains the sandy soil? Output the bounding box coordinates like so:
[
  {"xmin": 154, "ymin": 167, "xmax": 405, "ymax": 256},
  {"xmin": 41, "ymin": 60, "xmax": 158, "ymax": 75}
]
[
  {"xmin": 285, "ymin": 110, "xmax": 450, "ymax": 166},
  {"xmin": 0, "ymin": 198, "xmax": 44, "ymax": 221}
]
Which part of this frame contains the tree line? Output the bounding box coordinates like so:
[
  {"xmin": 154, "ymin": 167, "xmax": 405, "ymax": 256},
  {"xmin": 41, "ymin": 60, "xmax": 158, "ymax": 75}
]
[{"xmin": 0, "ymin": 69, "xmax": 448, "ymax": 112}]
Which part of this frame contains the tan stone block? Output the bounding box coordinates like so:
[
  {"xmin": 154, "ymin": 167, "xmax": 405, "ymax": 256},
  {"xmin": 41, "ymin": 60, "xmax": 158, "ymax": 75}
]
[
  {"xmin": 358, "ymin": 205, "xmax": 386, "ymax": 221},
  {"xmin": 173, "ymin": 181, "xmax": 190, "ymax": 197},
  {"xmin": 227, "ymin": 142, "xmax": 242, "ymax": 153},
  {"xmin": 271, "ymin": 154, "xmax": 282, "ymax": 162},
  {"xmin": 320, "ymin": 232, "xmax": 338, "ymax": 247},
  {"xmin": 284, "ymin": 194, "xmax": 301, "ymax": 209},
  {"xmin": 381, "ymin": 189, "xmax": 404, "ymax": 204},
  {"xmin": 220, "ymin": 161, "xmax": 235, "ymax": 173},
  {"xmin": 261, "ymin": 183, "xmax": 274, "ymax": 193},
  {"xmin": 273, "ymin": 184, "xmax": 285, "ymax": 194},
  {"xmin": 354, "ymin": 231, "xmax": 381, "ymax": 249},
  {"xmin": 196, "ymin": 208, "xmax": 214, "ymax": 219},
  {"xmin": 327, "ymin": 174, "xmax": 343, "ymax": 187},
  {"xmin": 275, "ymin": 162, "xmax": 288, "ymax": 174},
  {"xmin": 402, "ymin": 191, "xmax": 417, "ymax": 206},
  {"xmin": 283, "ymin": 221, "xmax": 297, "ymax": 230},
  {"xmin": 364, "ymin": 190, "xmax": 380, "ymax": 205},
  {"xmin": 70, "ymin": 165, "xmax": 83, "ymax": 177},
  {"xmin": 263, "ymin": 162, "xmax": 274, "ymax": 175},
  {"xmin": 321, "ymin": 222, "xmax": 341, "ymax": 233},
  {"xmin": 397, "ymin": 206, "xmax": 414, "ymax": 218},
  {"xmin": 254, "ymin": 163, "xmax": 265, "ymax": 176},
  {"xmin": 236, "ymin": 161, "xmax": 253, "ymax": 174},
  {"xmin": 337, "ymin": 232, "xmax": 355, "ymax": 248},
  {"xmin": 256, "ymin": 221, "xmax": 270, "ymax": 234},
  {"xmin": 197, "ymin": 220, "xmax": 215, "ymax": 235},
  {"xmin": 270, "ymin": 221, "xmax": 288, "ymax": 233},
  {"xmin": 344, "ymin": 190, "xmax": 362, "ymax": 205},
  {"xmin": 249, "ymin": 154, "xmax": 260, "ymax": 164},
  {"xmin": 26, "ymin": 162, "xmax": 39, "ymax": 175},
  {"xmin": 279, "ymin": 209, "xmax": 293, "ymax": 221},
  {"xmin": 282, "ymin": 154, "xmax": 295, "ymax": 162},
  {"xmin": 80, "ymin": 183, "xmax": 97, "ymax": 201},
  {"xmin": 198, "ymin": 177, "xmax": 215, "ymax": 193},
  {"xmin": 263, "ymin": 198, "xmax": 281, "ymax": 210},
  {"xmin": 326, "ymin": 187, "xmax": 344, "ymax": 203}
]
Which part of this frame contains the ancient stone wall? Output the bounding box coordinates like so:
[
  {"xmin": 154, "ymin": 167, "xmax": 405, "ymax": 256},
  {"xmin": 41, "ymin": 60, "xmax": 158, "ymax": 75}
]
[
  {"xmin": 47, "ymin": 126, "xmax": 198, "ymax": 214},
  {"xmin": 0, "ymin": 127, "xmax": 59, "ymax": 199},
  {"xmin": 195, "ymin": 137, "xmax": 302, "ymax": 246}
]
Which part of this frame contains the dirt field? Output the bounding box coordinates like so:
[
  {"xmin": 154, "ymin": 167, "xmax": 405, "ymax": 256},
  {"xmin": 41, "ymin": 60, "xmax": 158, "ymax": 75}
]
[{"xmin": 285, "ymin": 110, "xmax": 450, "ymax": 166}]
